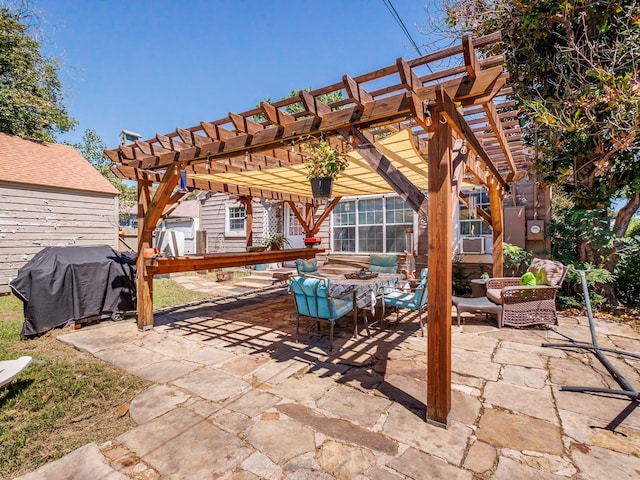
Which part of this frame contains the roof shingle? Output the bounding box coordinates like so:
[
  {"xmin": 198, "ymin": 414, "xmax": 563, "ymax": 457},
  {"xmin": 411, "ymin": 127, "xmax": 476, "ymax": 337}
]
[{"xmin": 0, "ymin": 133, "xmax": 119, "ymax": 195}]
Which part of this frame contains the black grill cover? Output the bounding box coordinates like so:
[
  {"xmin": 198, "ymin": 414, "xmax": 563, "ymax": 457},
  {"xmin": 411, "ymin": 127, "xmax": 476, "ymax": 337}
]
[{"xmin": 9, "ymin": 245, "xmax": 136, "ymax": 337}]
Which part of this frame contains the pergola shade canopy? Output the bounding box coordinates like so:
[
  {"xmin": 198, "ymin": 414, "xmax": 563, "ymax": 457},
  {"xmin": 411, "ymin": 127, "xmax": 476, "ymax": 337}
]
[{"xmin": 190, "ymin": 128, "xmax": 431, "ymax": 198}]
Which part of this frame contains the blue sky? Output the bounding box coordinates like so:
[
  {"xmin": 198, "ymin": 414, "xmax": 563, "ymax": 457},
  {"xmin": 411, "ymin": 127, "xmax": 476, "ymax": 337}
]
[{"xmin": 36, "ymin": 0, "xmax": 449, "ymax": 148}]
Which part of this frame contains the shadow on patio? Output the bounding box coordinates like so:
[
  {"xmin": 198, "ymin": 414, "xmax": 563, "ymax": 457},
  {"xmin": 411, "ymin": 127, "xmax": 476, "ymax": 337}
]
[{"xmin": 47, "ymin": 285, "xmax": 640, "ymax": 479}]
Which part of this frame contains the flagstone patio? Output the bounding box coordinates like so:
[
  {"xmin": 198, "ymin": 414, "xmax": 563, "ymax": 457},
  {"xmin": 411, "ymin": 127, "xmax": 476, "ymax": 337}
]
[{"xmin": 15, "ymin": 283, "xmax": 640, "ymax": 480}]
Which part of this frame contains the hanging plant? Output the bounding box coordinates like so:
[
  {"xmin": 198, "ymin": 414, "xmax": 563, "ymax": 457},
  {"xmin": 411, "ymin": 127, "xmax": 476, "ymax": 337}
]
[{"xmin": 300, "ymin": 138, "xmax": 350, "ymax": 180}]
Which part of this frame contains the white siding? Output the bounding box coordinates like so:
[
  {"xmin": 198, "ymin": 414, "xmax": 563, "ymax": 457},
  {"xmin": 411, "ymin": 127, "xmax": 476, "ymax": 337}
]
[{"xmin": 0, "ymin": 182, "xmax": 119, "ymax": 291}]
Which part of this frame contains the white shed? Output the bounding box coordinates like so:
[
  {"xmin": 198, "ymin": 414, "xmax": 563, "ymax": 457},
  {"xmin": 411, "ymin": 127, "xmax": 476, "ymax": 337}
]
[{"xmin": 0, "ymin": 133, "xmax": 120, "ymax": 293}]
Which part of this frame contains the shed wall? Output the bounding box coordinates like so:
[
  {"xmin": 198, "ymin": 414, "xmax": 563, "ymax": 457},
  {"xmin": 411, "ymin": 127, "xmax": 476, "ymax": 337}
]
[{"xmin": 0, "ymin": 182, "xmax": 119, "ymax": 292}]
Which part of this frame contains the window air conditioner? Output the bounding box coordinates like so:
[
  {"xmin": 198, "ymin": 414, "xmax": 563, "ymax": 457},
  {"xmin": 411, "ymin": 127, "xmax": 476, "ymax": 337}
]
[{"xmin": 461, "ymin": 236, "xmax": 485, "ymax": 254}]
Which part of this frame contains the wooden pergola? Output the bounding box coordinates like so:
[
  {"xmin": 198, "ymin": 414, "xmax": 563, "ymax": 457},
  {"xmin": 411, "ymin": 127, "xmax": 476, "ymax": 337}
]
[{"xmin": 105, "ymin": 32, "xmax": 529, "ymax": 427}]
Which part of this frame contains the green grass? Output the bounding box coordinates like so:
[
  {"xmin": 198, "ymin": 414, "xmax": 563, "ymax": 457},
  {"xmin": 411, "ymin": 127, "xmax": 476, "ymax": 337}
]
[
  {"xmin": 0, "ymin": 312, "xmax": 151, "ymax": 479},
  {"xmin": 152, "ymin": 277, "xmax": 211, "ymax": 308},
  {"xmin": 0, "ymin": 275, "xmax": 244, "ymax": 478}
]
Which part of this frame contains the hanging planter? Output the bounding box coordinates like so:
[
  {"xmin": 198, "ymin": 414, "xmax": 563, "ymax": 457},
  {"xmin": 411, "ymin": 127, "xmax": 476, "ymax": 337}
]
[
  {"xmin": 301, "ymin": 138, "xmax": 349, "ymax": 199},
  {"xmin": 309, "ymin": 177, "xmax": 334, "ymax": 198}
]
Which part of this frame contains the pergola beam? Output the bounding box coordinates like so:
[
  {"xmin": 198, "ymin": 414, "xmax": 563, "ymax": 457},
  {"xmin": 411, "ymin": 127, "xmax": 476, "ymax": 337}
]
[{"xmin": 344, "ymin": 128, "xmax": 429, "ymax": 220}]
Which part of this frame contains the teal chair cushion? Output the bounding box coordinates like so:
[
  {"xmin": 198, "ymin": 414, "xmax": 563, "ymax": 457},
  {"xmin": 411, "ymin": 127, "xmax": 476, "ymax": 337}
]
[
  {"xmin": 295, "ymin": 258, "xmax": 319, "ymax": 275},
  {"xmin": 369, "ymin": 254, "xmax": 398, "ymax": 273},
  {"xmin": 290, "ymin": 275, "xmax": 353, "ymax": 321},
  {"xmin": 383, "ymin": 268, "xmax": 428, "ymax": 310}
]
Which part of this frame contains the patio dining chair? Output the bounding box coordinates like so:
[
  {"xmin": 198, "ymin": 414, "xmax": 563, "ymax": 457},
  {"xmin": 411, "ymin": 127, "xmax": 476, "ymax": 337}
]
[
  {"xmin": 289, "ymin": 275, "xmax": 354, "ymax": 351},
  {"xmin": 368, "ymin": 254, "xmax": 398, "ymax": 273},
  {"xmin": 294, "ymin": 258, "xmax": 319, "ymax": 276},
  {"xmin": 379, "ymin": 268, "xmax": 428, "ymax": 336},
  {"xmin": 485, "ymin": 258, "xmax": 568, "ymax": 327}
]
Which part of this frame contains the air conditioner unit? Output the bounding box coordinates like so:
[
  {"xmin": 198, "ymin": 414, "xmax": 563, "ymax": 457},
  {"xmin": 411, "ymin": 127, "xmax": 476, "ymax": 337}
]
[{"xmin": 461, "ymin": 236, "xmax": 485, "ymax": 254}]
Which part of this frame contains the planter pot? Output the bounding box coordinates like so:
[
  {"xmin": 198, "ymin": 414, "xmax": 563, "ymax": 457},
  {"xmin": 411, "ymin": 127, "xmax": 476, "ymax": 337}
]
[
  {"xmin": 216, "ymin": 271, "xmax": 234, "ymax": 282},
  {"xmin": 310, "ymin": 177, "xmax": 333, "ymax": 198}
]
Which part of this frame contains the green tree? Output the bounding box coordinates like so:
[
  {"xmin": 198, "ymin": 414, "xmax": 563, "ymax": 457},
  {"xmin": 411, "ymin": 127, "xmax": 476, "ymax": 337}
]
[
  {"xmin": 72, "ymin": 129, "xmax": 136, "ymax": 212},
  {"xmin": 0, "ymin": 2, "xmax": 75, "ymax": 141},
  {"xmin": 444, "ymin": 0, "xmax": 640, "ymax": 305},
  {"xmin": 251, "ymin": 89, "xmax": 343, "ymax": 123}
]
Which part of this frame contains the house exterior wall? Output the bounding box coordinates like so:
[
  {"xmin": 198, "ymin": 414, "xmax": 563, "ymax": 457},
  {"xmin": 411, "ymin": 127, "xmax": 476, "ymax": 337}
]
[
  {"xmin": 0, "ymin": 182, "xmax": 119, "ymax": 293},
  {"xmin": 199, "ymin": 194, "xmax": 268, "ymax": 252},
  {"xmin": 196, "ymin": 176, "xmax": 551, "ymax": 274}
]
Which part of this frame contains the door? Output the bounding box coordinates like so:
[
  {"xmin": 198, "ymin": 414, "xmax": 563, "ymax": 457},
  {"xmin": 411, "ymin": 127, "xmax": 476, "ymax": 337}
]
[
  {"xmin": 283, "ymin": 204, "xmax": 305, "ymax": 267},
  {"xmin": 285, "ymin": 203, "xmax": 305, "ymax": 248}
]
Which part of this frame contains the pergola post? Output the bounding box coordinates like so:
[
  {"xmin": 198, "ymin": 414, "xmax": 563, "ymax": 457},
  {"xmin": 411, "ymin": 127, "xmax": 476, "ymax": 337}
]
[
  {"xmin": 426, "ymin": 106, "xmax": 452, "ymax": 427},
  {"xmin": 136, "ymin": 180, "xmax": 154, "ymax": 330},
  {"xmin": 489, "ymin": 181, "xmax": 504, "ymax": 277},
  {"xmin": 242, "ymin": 196, "xmax": 254, "ymax": 247}
]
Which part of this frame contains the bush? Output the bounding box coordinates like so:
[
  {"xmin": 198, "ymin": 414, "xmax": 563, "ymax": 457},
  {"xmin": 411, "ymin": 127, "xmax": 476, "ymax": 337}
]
[
  {"xmin": 614, "ymin": 236, "xmax": 640, "ymax": 308},
  {"xmin": 503, "ymin": 243, "xmax": 532, "ymax": 276}
]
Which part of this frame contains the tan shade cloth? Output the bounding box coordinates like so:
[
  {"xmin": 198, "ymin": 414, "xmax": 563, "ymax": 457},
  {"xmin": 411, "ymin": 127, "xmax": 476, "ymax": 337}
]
[{"xmin": 189, "ymin": 128, "xmax": 431, "ymax": 197}]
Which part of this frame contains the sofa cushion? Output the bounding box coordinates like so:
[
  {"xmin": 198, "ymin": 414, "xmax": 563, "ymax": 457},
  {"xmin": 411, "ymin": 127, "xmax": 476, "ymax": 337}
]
[
  {"xmin": 486, "ymin": 288, "xmax": 503, "ymax": 305},
  {"xmin": 527, "ymin": 258, "xmax": 565, "ymax": 286}
]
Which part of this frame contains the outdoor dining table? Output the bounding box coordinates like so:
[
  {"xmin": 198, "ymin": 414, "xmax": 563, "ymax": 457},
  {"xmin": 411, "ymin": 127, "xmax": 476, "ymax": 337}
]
[{"xmin": 323, "ymin": 272, "xmax": 405, "ymax": 337}]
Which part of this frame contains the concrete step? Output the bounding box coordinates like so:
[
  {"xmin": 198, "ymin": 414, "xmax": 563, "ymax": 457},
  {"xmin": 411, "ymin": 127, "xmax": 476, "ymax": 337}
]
[{"xmin": 235, "ymin": 267, "xmax": 296, "ymax": 289}]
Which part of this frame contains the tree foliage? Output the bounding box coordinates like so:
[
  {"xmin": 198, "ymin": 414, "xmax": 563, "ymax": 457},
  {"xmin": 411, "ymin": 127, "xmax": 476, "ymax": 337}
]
[
  {"xmin": 0, "ymin": 2, "xmax": 75, "ymax": 141},
  {"xmin": 444, "ymin": 0, "xmax": 640, "ymax": 305},
  {"xmin": 445, "ymin": 0, "xmax": 640, "ymax": 203},
  {"xmin": 71, "ymin": 129, "xmax": 136, "ymax": 212}
]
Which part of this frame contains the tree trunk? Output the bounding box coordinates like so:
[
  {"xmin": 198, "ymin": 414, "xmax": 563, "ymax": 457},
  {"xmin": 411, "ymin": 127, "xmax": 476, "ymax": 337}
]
[{"xmin": 601, "ymin": 193, "xmax": 640, "ymax": 308}]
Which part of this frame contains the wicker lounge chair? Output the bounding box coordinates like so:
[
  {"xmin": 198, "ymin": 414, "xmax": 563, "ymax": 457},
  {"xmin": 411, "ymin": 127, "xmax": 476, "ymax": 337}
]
[{"xmin": 485, "ymin": 258, "xmax": 568, "ymax": 328}]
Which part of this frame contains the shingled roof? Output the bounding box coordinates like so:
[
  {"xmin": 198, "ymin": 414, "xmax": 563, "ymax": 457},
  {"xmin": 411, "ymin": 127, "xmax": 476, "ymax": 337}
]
[{"xmin": 0, "ymin": 133, "xmax": 119, "ymax": 195}]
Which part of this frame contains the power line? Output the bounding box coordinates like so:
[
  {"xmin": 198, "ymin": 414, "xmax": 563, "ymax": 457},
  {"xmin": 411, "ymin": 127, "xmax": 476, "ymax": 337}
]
[{"xmin": 381, "ymin": 0, "xmax": 423, "ymax": 56}]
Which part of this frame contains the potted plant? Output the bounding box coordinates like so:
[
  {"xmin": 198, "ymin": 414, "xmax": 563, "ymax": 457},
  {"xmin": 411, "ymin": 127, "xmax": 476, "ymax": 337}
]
[
  {"xmin": 301, "ymin": 137, "xmax": 349, "ymax": 198},
  {"xmin": 262, "ymin": 233, "xmax": 291, "ymax": 250}
]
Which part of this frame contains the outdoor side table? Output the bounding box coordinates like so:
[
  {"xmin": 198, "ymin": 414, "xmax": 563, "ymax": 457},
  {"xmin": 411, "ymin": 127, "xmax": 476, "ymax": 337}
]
[
  {"xmin": 470, "ymin": 279, "xmax": 488, "ymax": 297},
  {"xmin": 452, "ymin": 296, "xmax": 502, "ymax": 328}
]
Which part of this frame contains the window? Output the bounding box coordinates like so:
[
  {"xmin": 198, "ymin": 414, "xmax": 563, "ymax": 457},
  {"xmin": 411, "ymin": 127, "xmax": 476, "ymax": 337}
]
[
  {"xmin": 331, "ymin": 196, "xmax": 413, "ymax": 253},
  {"xmin": 459, "ymin": 188, "xmax": 492, "ymax": 236},
  {"xmin": 225, "ymin": 204, "xmax": 246, "ymax": 237}
]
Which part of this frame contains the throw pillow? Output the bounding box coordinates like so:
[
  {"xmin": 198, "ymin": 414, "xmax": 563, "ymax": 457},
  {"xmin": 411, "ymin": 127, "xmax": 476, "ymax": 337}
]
[
  {"xmin": 519, "ymin": 272, "xmax": 536, "ymax": 286},
  {"xmin": 527, "ymin": 258, "xmax": 565, "ymax": 286}
]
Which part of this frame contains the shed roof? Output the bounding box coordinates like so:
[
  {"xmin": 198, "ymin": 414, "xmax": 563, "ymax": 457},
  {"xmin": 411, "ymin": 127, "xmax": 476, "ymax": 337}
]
[{"xmin": 0, "ymin": 133, "xmax": 119, "ymax": 195}]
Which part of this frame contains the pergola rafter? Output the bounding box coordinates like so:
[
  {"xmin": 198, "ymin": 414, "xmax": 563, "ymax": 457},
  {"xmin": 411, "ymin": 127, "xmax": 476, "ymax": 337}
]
[{"xmin": 105, "ymin": 32, "xmax": 530, "ymax": 428}]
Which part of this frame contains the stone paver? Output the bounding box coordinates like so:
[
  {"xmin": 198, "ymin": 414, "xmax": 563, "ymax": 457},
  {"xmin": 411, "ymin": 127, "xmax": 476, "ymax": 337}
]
[
  {"xmin": 483, "ymin": 381, "xmax": 557, "ymax": 423},
  {"xmin": 172, "ymin": 366, "xmax": 250, "ymax": 402},
  {"xmin": 388, "ymin": 447, "xmax": 473, "ymax": 480},
  {"xmin": 129, "ymin": 384, "xmax": 191, "ymax": 424},
  {"xmin": 476, "ymin": 408, "xmax": 563, "ymax": 454},
  {"xmin": 463, "ymin": 440, "xmax": 496, "ymax": 473},
  {"xmin": 451, "ymin": 349, "xmax": 501, "ymax": 380},
  {"xmin": 134, "ymin": 359, "xmax": 200, "ymax": 383},
  {"xmin": 492, "ymin": 456, "xmax": 567, "ymax": 479},
  {"xmin": 14, "ymin": 442, "xmax": 127, "ymax": 480},
  {"xmin": 224, "ymin": 389, "xmax": 282, "ymax": 418},
  {"xmin": 316, "ymin": 440, "xmax": 376, "ymax": 480},
  {"xmin": 382, "ymin": 403, "xmax": 472, "ymax": 465},
  {"xmin": 30, "ymin": 282, "xmax": 640, "ymax": 480},
  {"xmin": 570, "ymin": 443, "xmax": 640, "ymax": 480},
  {"xmin": 246, "ymin": 418, "xmax": 316, "ymax": 464},
  {"xmin": 143, "ymin": 416, "xmax": 253, "ymax": 478},
  {"xmin": 316, "ymin": 384, "xmax": 392, "ymax": 428},
  {"xmin": 501, "ymin": 364, "xmax": 548, "ymax": 389}
]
